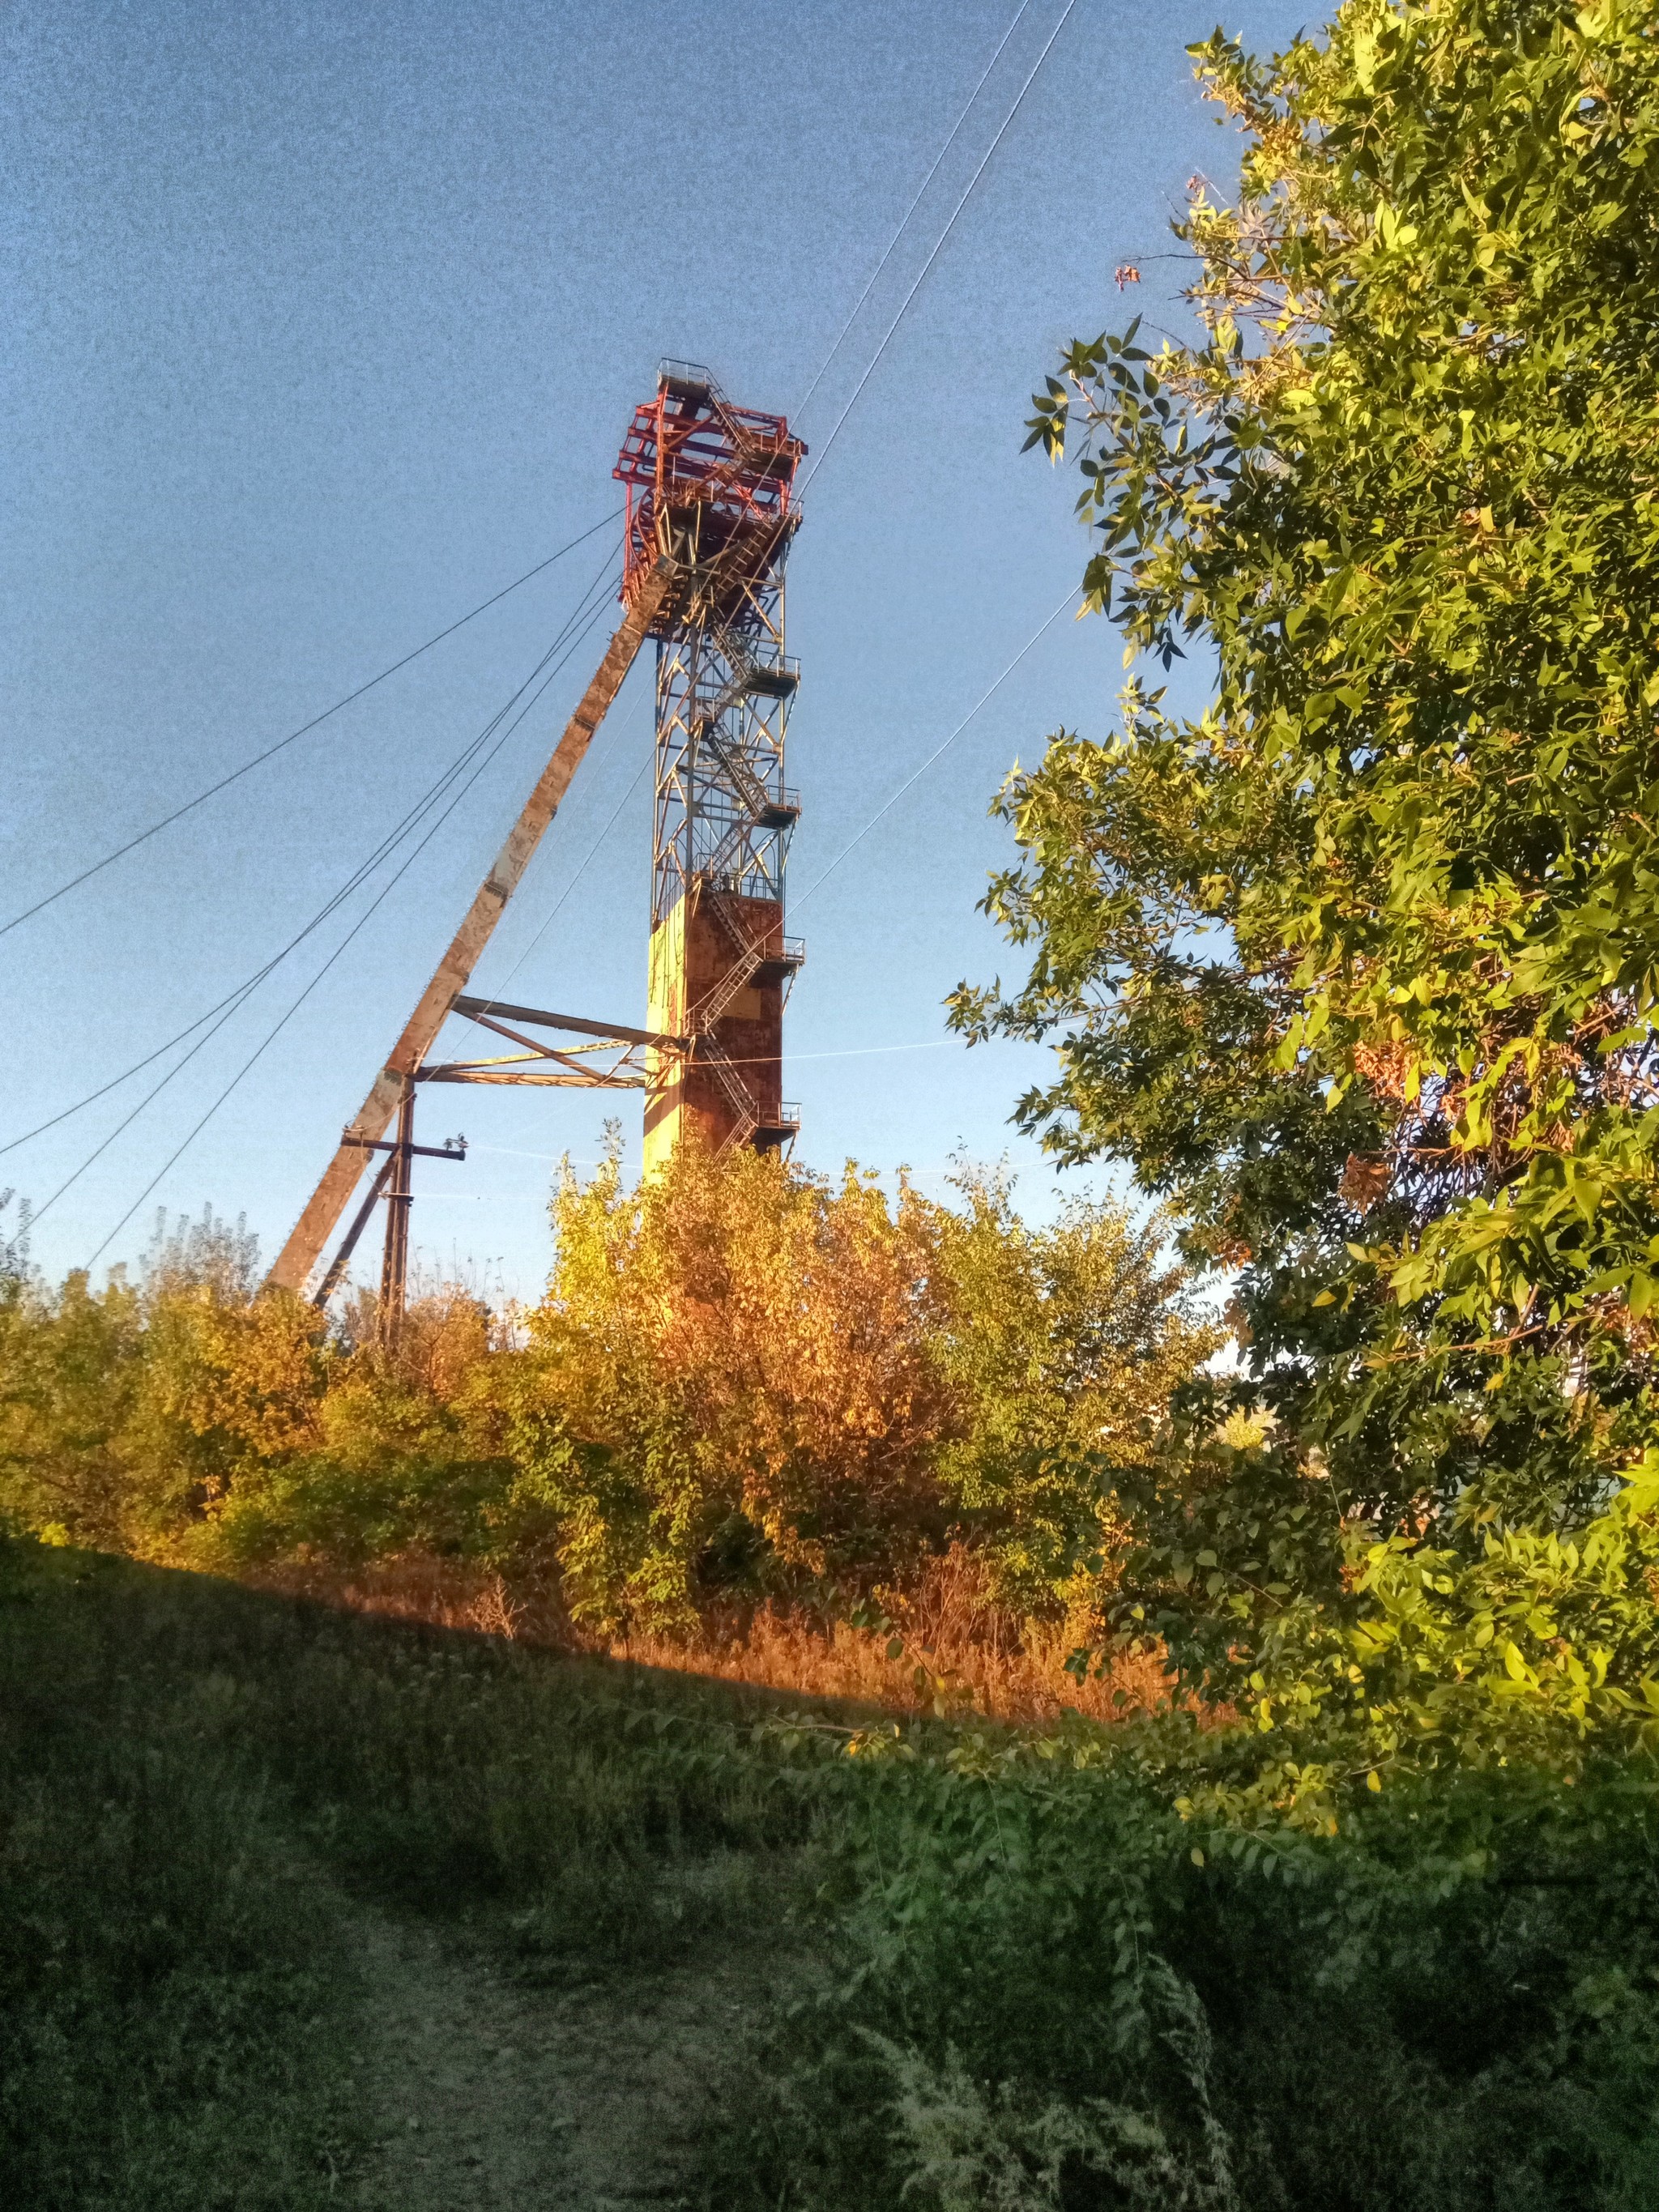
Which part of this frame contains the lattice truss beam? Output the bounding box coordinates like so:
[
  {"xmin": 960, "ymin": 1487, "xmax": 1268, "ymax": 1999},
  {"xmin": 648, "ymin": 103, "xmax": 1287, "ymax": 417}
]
[
  {"xmin": 418, "ymin": 995, "xmax": 684, "ymax": 1092},
  {"xmin": 652, "ymin": 590, "xmax": 800, "ymax": 924}
]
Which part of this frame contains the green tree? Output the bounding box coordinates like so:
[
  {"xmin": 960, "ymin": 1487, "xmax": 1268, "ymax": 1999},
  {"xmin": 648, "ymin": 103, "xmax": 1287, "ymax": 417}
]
[
  {"xmin": 928, "ymin": 1166, "xmax": 1216, "ymax": 1610},
  {"xmin": 951, "ymin": 0, "xmax": 1659, "ymax": 1773}
]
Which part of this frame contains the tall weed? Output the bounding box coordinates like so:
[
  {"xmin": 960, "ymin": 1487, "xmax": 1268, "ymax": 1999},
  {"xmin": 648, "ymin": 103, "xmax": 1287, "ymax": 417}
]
[
  {"xmin": 0, "ymin": 1546, "xmax": 356, "ymax": 2208},
  {"xmin": 689, "ymin": 1720, "xmax": 1659, "ymax": 2211}
]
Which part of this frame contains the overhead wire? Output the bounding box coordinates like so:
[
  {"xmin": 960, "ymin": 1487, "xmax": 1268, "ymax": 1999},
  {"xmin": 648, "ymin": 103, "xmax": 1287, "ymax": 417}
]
[
  {"xmin": 488, "ymin": 705, "xmax": 655, "ymax": 1000},
  {"xmin": 6, "ymin": 543, "xmax": 620, "ymax": 1169},
  {"xmin": 791, "ymin": 0, "xmax": 1037, "ymax": 425},
  {"xmin": 23, "ymin": 551, "xmax": 619, "ymax": 1230},
  {"xmin": 0, "ymin": 507, "xmax": 622, "ymax": 944},
  {"xmin": 792, "ymin": 589, "xmax": 1078, "ymax": 913},
  {"xmin": 800, "ymin": 0, "xmax": 1079, "ymax": 490},
  {"xmin": 76, "ymin": 578, "xmax": 623, "ymax": 1264},
  {"xmin": 43, "ymin": 584, "xmax": 618, "ymax": 1242}
]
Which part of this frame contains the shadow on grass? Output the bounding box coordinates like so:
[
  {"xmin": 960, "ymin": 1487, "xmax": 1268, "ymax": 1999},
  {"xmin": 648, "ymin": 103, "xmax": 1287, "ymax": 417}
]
[
  {"xmin": 15, "ymin": 1541, "xmax": 1653, "ymax": 2212},
  {"xmin": 0, "ymin": 1536, "xmax": 847, "ymax": 2210}
]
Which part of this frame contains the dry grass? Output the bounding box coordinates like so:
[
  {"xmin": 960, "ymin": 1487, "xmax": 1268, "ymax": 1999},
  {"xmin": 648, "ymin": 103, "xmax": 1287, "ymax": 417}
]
[
  {"xmin": 251, "ymin": 1548, "xmax": 1172, "ymax": 1725},
  {"xmin": 251, "ymin": 1554, "xmax": 574, "ymax": 1646}
]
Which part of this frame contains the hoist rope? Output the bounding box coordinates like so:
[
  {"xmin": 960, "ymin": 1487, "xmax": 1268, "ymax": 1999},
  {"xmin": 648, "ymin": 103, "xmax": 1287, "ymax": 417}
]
[
  {"xmin": 801, "ymin": 0, "xmax": 1079, "ymax": 489},
  {"xmin": 1, "ymin": 509, "xmax": 621, "ymax": 942},
  {"xmin": 14, "ymin": 554, "xmax": 619, "ymax": 1219},
  {"xmin": 791, "ymin": 0, "xmax": 1038, "ymax": 424}
]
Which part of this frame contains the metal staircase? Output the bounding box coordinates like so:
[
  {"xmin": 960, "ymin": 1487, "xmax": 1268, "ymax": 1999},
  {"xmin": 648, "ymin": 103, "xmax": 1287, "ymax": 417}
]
[
  {"xmin": 689, "ymin": 892, "xmax": 805, "ymax": 1157},
  {"xmin": 692, "ymin": 889, "xmax": 769, "ymax": 1031},
  {"xmin": 702, "ymin": 1041, "xmax": 761, "ymax": 1154}
]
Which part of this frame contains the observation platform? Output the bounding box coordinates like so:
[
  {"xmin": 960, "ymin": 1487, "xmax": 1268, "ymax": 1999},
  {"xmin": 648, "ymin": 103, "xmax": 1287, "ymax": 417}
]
[{"xmin": 615, "ymin": 361, "xmax": 806, "ymax": 635}]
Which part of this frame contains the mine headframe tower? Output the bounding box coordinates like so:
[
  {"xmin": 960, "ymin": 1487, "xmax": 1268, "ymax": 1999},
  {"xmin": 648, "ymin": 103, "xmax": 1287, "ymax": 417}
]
[
  {"xmin": 614, "ymin": 363, "xmax": 807, "ymax": 1171},
  {"xmin": 264, "ymin": 362, "xmax": 807, "ymax": 1326}
]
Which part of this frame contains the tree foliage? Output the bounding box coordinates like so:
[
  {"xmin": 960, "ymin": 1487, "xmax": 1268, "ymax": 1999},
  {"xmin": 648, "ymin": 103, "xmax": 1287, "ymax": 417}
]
[
  {"xmin": 951, "ymin": 0, "xmax": 1659, "ymax": 1777},
  {"xmin": 512, "ymin": 1138, "xmax": 1209, "ymax": 1630},
  {"xmin": 928, "ymin": 1168, "xmax": 1213, "ymax": 1608},
  {"xmin": 0, "ymin": 1153, "xmax": 1207, "ymax": 1639}
]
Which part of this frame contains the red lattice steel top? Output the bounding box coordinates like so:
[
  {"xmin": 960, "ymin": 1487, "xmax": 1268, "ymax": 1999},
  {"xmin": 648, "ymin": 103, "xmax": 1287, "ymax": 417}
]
[{"xmin": 614, "ymin": 362, "xmax": 805, "ymax": 628}]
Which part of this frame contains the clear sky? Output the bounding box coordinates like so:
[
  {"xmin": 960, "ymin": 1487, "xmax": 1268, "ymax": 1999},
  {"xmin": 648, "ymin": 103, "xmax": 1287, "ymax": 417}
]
[{"xmin": 3, "ymin": 0, "xmax": 1307, "ymax": 1300}]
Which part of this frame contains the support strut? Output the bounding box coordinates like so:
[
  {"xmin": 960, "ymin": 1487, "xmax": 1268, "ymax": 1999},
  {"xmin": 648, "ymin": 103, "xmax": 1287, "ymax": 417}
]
[{"xmin": 266, "ymin": 555, "xmax": 677, "ymax": 1295}]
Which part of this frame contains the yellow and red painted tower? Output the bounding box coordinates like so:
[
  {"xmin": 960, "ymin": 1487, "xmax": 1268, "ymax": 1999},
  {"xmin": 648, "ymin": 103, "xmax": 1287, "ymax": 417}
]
[{"xmin": 614, "ymin": 364, "xmax": 806, "ymax": 1172}]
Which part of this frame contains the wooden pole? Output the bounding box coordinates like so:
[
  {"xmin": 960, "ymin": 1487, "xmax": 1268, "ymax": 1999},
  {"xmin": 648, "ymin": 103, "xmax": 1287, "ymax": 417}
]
[{"xmin": 377, "ymin": 1081, "xmax": 415, "ymax": 1343}]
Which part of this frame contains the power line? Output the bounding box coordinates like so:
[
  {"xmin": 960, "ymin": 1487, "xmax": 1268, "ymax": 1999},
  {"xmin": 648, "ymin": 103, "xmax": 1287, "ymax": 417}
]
[
  {"xmin": 792, "ymin": 0, "xmax": 1037, "ymax": 424},
  {"xmin": 801, "ymin": 0, "xmax": 1078, "ymax": 490},
  {"xmin": 2, "ymin": 982, "xmax": 267, "ymax": 1162},
  {"xmin": 1, "ymin": 508, "xmax": 622, "ymax": 944},
  {"xmin": 6, "ymin": 548, "xmax": 619, "ymax": 1169},
  {"xmin": 20, "ymin": 551, "xmax": 618, "ymax": 1214},
  {"xmin": 41, "ymin": 582, "xmax": 615, "ymax": 1237},
  {"xmin": 793, "ymin": 590, "xmax": 1077, "ymax": 911},
  {"xmin": 77, "ymin": 583, "xmax": 623, "ymax": 1262}
]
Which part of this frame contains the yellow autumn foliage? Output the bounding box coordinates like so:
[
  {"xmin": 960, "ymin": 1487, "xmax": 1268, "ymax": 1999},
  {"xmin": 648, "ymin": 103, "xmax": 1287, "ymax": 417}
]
[{"xmin": 0, "ymin": 1157, "xmax": 1213, "ymax": 1636}]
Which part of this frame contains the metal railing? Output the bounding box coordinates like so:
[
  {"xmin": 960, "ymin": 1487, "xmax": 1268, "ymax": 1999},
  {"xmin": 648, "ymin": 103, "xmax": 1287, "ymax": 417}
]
[
  {"xmin": 659, "ymin": 356, "xmax": 715, "ymax": 391},
  {"xmin": 741, "ymin": 652, "xmax": 800, "ymax": 697}
]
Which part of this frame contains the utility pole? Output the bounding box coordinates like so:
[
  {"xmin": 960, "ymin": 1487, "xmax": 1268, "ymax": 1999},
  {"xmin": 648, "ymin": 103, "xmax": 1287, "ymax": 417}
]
[{"xmin": 377, "ymin": 1082, "xmax": 414, "ymax": 1340}]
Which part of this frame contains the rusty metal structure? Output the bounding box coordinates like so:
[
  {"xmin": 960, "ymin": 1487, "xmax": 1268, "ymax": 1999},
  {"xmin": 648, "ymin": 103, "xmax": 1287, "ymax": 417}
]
[
  {"xmin": 614, "ymin": 362, "xmax": 806, "ymax": 1169},
  {"xmin": 264, "ymin": 363, "xmax": 806, "ymax": 1325}
]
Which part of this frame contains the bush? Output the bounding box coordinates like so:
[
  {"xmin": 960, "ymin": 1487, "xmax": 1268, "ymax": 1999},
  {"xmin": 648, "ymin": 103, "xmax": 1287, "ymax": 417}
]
[
  {"xmin": 691, "ymin": 1714, "xmax": 1659, "ymax": 2211},
  {"xmin": 0, "ymin": 1155, "xmax": 1209, "ymax": 1653}
]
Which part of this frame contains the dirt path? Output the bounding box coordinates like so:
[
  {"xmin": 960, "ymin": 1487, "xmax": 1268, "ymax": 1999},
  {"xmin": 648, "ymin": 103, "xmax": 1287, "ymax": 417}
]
[{"xmin": 347, "ymin": 1905, "xmax": 778, "ymax": 2210}]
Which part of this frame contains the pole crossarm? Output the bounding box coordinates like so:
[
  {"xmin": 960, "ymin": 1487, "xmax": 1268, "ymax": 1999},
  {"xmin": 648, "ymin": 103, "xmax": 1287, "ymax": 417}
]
[
  {"xmin": 340, "ymin": 1134, "xmax": 468, "ymax": 1161},
  {"xmin": 267, "ymin": 554, "xmax": 677, "ymax": 1294}
]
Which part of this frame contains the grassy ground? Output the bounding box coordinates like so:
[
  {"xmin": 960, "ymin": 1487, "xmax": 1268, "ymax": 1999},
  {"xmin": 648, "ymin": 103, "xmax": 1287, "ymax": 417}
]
[
  {"xmin": 251, "ymin": 1545, "xmax": 1174, "ymax": 1725},
  {"xmin": 0, "ymin": 1544, "xmax": 361, "ymax": 2208},
  {"xmin": 6, "ymin": 1536, "xmax": 1657, "ymax": 2211},
  {"xmin": 0, "ymin": 1536, "xmax": 830, "ymax": 2208}
]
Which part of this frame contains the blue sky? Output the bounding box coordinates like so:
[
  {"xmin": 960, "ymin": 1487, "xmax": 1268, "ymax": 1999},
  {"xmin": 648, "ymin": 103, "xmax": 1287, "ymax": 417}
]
[{"xmin": 3, "ymin": 0, "xmax": 1307, "ymax": 1299}]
